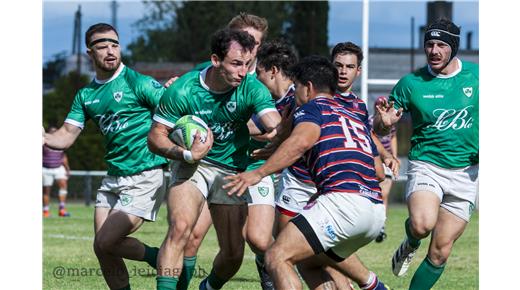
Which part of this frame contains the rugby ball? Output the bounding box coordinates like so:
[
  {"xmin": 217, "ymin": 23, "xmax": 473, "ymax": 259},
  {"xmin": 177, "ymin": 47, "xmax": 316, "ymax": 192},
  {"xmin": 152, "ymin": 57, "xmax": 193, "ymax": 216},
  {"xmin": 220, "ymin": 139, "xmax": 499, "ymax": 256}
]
[{"xmin": 169, "ymin": 115, "xmax": 209, "ymax": 150}]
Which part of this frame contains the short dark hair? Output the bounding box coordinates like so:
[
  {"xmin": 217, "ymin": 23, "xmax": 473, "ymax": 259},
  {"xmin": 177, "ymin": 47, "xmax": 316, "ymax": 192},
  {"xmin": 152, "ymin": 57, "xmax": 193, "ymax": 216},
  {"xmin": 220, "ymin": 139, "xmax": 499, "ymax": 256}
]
[
  {"xmin": 85, "ymin": 23, "xmax": 119, "ymax": 47},
  {"xmin": 330, "ymin": 42, "xmax": 363, "ymax": 66},
  {"xmin": 257, "ymin": 40, "xmax": 298, "ymax": 77},
  {"xmin": 290, "ymin": 55, "xmax": 338, "ymax": 94},
  {"xmin": 228, "ymin": 12, "xmax": 269, "ymax": 40},
  {"xmin": 210, "ymin": 28, "xmax": 256, "ymax": 60}
]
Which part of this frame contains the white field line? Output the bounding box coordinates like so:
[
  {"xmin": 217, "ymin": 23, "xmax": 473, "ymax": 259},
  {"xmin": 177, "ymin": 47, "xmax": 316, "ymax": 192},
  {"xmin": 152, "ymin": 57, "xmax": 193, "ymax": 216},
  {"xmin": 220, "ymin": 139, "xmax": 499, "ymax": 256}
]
[{"xmin": 46, "ymin": 234, "xmax": 93, "ymax": 241}]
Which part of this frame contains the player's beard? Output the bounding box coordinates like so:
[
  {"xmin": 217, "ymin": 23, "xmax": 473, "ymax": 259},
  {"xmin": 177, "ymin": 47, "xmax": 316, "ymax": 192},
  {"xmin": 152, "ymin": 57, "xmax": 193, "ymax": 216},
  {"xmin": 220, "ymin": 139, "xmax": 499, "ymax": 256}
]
[{"xmin": 95, "ymin": 57, "xmax": 121, "ymax": 73}]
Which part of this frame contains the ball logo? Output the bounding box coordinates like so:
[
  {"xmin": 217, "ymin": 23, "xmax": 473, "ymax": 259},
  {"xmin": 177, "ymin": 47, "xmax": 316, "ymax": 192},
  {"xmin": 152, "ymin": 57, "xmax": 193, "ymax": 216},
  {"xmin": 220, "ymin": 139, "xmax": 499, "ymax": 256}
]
[{"xmin": 113, "ymin": 91, "xmax": 123, "ymax": 102}]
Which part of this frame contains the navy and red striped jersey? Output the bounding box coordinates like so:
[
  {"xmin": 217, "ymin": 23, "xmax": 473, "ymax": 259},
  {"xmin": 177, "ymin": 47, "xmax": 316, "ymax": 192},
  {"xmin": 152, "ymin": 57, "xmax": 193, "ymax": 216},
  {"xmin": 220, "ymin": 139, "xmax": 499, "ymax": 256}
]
[{"xmin": 293, "ymin": 96, "xmax": 382, "ymax": 203}]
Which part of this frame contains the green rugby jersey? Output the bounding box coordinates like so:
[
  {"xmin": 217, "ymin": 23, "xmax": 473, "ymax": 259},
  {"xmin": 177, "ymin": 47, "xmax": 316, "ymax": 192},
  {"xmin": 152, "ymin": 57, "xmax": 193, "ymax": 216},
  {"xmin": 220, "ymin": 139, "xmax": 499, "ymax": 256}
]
[
  {"xmin": 65, "ymin": 64, "xmax": 168, "ymax": 176},
  {"xmin": 390, "ymin": 59, "xmax": 479, "ymax": 168},
  {"xmin": 154, "ymin": 66, "xmax": 276, "ymax": 171}
]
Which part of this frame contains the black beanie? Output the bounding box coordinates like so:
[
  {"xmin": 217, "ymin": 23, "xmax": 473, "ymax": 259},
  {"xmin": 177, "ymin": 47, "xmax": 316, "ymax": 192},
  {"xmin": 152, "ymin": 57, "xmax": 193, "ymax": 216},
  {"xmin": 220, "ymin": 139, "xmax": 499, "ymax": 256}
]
[{"xmin": 424, "ymin": 19, "xmax": 460, "ymax": 62}]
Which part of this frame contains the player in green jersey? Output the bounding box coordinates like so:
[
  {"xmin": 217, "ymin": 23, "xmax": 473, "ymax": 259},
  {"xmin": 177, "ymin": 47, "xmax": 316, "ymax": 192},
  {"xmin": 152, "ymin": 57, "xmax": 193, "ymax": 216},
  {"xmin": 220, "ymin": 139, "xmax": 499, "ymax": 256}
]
[
  {"xmin": 165, "ymin": 14, "xmax": 277, "ymax": 290},
  {"xmin": 147, "ymin": 28, "xmax": 281, "ymax": 290},
  {"xmin": 374, "ymin": 19, "xmax": 479, "ymax": 290},
  {"xmin": 43, "ymin": 23, "xmax": 169, "ymax": 290}
]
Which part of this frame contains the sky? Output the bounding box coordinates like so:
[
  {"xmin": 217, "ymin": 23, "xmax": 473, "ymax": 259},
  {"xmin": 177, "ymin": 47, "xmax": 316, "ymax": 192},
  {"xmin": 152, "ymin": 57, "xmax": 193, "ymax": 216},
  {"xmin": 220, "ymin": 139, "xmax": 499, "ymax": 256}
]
[{"xmin": 42, "ymin": 0, "xmax": 479, "ymax": 64}]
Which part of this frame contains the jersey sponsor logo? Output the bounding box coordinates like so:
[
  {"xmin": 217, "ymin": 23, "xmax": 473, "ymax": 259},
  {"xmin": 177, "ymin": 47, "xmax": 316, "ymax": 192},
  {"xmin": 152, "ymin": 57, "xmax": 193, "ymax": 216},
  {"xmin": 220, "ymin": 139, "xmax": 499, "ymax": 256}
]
[
  {"xmin": 226, "ymin": 101, "xmax": 237, "ymax": 113},
  {"xmin": 113, "ymin": 91, "xmax": 123, "ymax": 102},
  {"xmin": 325, "ymin": 224, "xmax": 337, "ymax": 240},
  {"xmin": 423, "ymin": 95, "xmax": 444, "ymax": 99},
  {"xmin": 463, "ymin": 87, "xmax": 473, "ymax": 97},
  {"xmin": 195, "ymin": 110, "xmax": 212, "ymax": 115},
  {"xmin": 426, "ymin": 105, "xmax": 474, "ymax": 131},
  {"xmin": 293, "ymin": 110, "xmax": 305, "ymax": 119},
  {"xmin": 96, "ymin": 110, "xmax": 129, "ymax": 135},
  {"xmin": 210, "ymin": 122, "xmax": 236, "ymax": 141}
]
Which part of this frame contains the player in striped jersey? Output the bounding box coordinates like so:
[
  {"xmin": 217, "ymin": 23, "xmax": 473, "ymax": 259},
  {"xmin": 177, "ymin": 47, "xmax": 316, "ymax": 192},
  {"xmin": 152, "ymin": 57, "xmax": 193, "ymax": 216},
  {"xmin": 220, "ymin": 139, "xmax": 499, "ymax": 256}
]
[{"xmin": 225, "ymin": 56, "xmax": 390, "ymax": 290}]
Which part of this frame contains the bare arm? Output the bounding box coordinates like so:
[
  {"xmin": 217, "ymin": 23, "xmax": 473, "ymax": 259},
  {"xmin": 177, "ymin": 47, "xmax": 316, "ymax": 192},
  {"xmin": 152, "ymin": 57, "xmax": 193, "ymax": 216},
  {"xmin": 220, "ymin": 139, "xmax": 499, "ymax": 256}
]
[
  {"xmin": 374, "ymin": 155, "xmax": 385, "ymax": 182},
  {"xmin": 371, "ymin": 130, "xmax": 400, "ymax": 177},
  {"xmin": 256, "ymin": 111, "xmax": 282, "ymax": 142},
  {"xmin": 224, "ymin": 122, "xmax": 320, "ymax": 196},
  {"xmin": 43, "ymin": 123, "xmax": 82, "ymax": 150},
  {"xmin": 391, "ymin": 133, "xmax": 398, "ymax": 158},
  {"xmin": 147, "ymin": 121, "xmax": 213, "ymax": 162}
]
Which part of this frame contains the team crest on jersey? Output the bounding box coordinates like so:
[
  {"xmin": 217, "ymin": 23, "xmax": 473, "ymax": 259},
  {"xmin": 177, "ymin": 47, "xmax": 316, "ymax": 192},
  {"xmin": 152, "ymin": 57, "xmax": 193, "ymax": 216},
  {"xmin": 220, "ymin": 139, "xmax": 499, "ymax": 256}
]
[
  {"xmin": 113, "ymin": 91, "xmax": 123, "ymax": 102},
  {"xmin": 226, "ymin": 101, "xmax": 237, "ymax": 112},
  {"xmin": 258, "ymin": 186, "xmax": 269, "ymax": 197},
  {"xmin": 463, "ymin": 87, "xmax": 473, "ymax": 97},
  {"xmin": 151, "ymin": 80, "xmax": 162, "ymax": 89},
  {"xmin": 120, "ymin": 194, "xmax": 133, "ymax": 206}
]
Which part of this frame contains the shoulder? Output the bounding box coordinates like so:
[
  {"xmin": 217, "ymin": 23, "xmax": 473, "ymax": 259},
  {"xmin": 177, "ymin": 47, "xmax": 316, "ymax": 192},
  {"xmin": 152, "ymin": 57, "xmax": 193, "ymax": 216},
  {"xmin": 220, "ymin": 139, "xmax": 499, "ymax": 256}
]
[
  {"xmin": 163, "ymin": 70, "xmax": 200, "ymax": 98},
  {"xmin": 123, "ymin": 66, "xmax": 163, "ymax": 89}
]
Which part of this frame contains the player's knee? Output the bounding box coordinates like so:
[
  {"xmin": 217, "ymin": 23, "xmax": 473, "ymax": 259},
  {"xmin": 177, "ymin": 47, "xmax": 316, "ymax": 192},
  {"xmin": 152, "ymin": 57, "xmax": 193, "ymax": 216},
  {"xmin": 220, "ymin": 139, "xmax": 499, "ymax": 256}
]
[
  {"xmin": 429, "ymin": 241, "xmax": 454, "ymax": 265},
  {"xmin": 184, "ymin": 234, "xmax": 204, "ymax": 255},
  {"xmin": 246, "ymin": 230, "xmax": 272, "ymax": 253},
  {"xmin": 220, "ymin": 249, "xmax": 244, "ymax": 268},
  {"xmin": 93, "ymin": 234, "xmax": 117, "ymax": 255},
  {"xmin": 410, "ymin": 217, "xmax": 435, "ymax": 238},
  {"xmin": 166, "ymin": 219, "xmax": 192, "ymax": 244},
  {"xmin": 265, "ymin": 247, "xmax": 285, "ymax": 274}
]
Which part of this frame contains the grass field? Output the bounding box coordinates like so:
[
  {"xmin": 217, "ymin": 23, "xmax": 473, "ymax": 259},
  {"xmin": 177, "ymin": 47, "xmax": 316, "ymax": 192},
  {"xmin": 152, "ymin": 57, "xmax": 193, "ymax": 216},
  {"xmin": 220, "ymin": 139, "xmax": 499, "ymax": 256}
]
[{"xmin": 43, "ymin": 203, "xmax": 478, "ymax": 290}]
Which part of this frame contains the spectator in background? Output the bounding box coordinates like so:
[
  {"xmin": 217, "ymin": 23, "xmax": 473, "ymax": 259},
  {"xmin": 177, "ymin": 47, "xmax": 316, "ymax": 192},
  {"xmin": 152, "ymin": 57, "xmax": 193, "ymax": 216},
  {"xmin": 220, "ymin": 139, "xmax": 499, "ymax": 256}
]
[
  {"xmin": 43, "ymin": 125, "xmax": 71, "ymax": 218},
  {"xmin": 369, "ymin": 96, "xmax": 398, "ymax": 242}
]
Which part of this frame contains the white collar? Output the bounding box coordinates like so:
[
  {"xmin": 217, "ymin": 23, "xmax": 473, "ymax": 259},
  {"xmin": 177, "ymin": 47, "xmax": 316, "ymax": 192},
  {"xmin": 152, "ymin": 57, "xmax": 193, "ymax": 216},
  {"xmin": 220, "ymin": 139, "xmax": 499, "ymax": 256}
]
[
  {"xmin": 94, "ymin": 63, "xmax": 125, "ymax": 84},
  {"xmin": 427, "ymin": 58, "xmax": 462, "ymax": 79},
  {"xmin": 199, "ymin": 65, "xmax": 233, "ymax": 94}
]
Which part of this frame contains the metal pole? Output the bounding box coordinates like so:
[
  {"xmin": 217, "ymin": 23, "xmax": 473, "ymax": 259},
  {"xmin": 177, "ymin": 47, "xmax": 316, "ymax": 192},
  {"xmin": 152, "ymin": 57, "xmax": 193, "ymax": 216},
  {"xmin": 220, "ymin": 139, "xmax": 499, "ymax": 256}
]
[
  {"xmin": 411, "ymin": 17, "xmax": 415, "ymax": 72},
  {"xmin": 361, "ymin": 0, "xmax": 369, "ymax": 103}
]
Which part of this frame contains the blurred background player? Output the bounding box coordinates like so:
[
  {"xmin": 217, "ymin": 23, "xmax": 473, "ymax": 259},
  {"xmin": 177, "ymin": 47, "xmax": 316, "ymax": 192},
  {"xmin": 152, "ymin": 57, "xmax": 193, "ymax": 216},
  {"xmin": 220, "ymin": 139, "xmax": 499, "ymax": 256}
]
[
  {"xmin": 369, "ymin": 96, "xmax": 398, "ymax": 242},
  {"xmin": 43, "ymin": 125, "xmax": 71, "ymax": 217},
  {"xmin": 374, "ymin": 18, "xmax": 478, "ymax": 290},
  {"xmin": 43, "ymin": 23, "xmax": 168, "ymax": 290}
]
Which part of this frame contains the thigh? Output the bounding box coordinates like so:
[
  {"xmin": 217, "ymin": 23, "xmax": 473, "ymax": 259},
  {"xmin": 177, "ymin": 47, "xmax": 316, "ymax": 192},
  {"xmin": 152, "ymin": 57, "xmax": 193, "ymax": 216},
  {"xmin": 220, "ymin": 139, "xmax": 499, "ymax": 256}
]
[
  {"xmin": 247, "ymin": 204, "xmax": 275, "ymax": 237},
  {"xmin": 210, "ymin": 204, "xmax": 248, "ymax": 251},
  {"xmin": 94, "ymin": 207, "xmax": 144, "ymax": 239},
  {"xmin": 271, "ymin": 221, "xmax": 316, "ymax": 264},
  {"xmin": 166, "ymin": 181, "xmax": 206, "ymax": 229}
]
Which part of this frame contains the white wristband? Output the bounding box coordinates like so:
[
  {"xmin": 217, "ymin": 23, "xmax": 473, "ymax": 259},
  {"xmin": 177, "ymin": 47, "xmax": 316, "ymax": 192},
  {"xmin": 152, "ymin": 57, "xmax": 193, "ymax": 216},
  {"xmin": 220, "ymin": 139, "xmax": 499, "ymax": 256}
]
[{"xmin": 183, "ymin": 150, "xmax": 195, "ymax": 164}]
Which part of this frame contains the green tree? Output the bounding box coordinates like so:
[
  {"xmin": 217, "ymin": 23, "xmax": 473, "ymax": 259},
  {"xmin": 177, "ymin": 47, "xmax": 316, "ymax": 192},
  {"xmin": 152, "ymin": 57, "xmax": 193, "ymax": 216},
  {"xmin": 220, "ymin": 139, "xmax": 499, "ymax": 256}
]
[
  {"xmin": 43, "ymin": 71, "xmax": 106, "ymax": 171},
  {"xmin": 288, "ymin": 1, "xmax": 329, "ymax": 57},
  {"xmin": 128, "ymin": 1, "xmax": 312, "ymax": 63}
]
